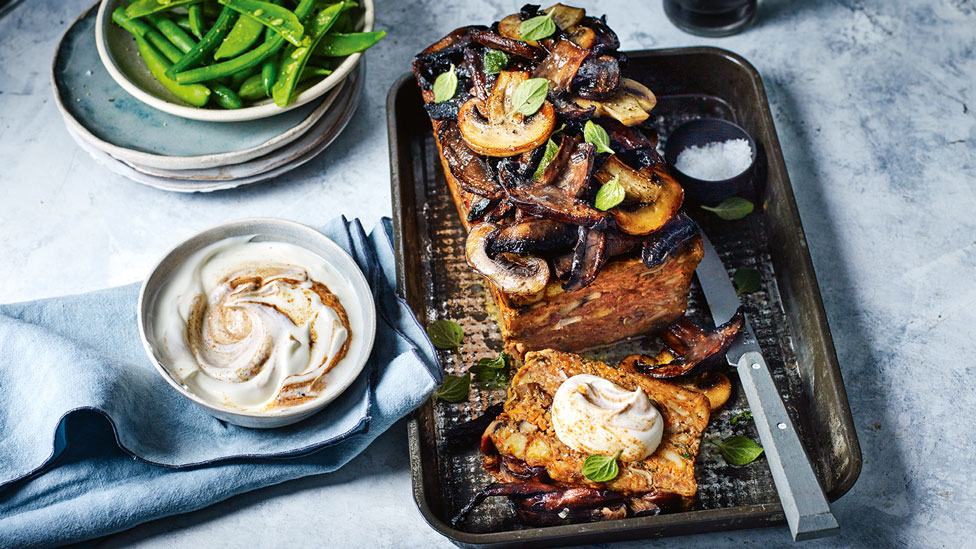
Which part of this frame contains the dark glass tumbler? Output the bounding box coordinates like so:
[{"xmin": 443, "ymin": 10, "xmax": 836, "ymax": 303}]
[{"xmin": 663, "ymin": 0, "xmax": 758, "ymax": 37}]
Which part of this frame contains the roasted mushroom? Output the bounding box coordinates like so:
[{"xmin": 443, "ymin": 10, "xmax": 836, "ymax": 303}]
[
  {"xmin": 437, "ymin": 122, "xmax": 504, "ymax": 198},
  {"xmin": 572, "ymin": 78, "xmax": 656, "ymax": 126},
  {"xmin": 458, "ymin": 70, "xmax": 556, "ymax": 157},
  {"xmin": 486, "ymin": 218, "xmax": 577, "ymax": 257},
  {"xmin": 466, "ymin": 222, "xmax": 550, "ymax": 298},
  {"xmin": 641, "ymin": 212, "xmax": 700, "ymax": 268},
  {"xmin": 620, "ymin": 311, "xmax": 745, "ymax": 379},
  {"xmin": 563, "ymin": 225, "xmax": 607, "ymax": 292},
  {"xmin": 607, "ymin": 165, "xmax": 684, "ymax": 236}
]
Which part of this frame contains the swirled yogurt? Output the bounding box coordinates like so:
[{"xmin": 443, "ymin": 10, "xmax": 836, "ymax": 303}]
[
  {"xmin": 151, "ymin": 236, "xmax": 354, "ymax": 411},
  {"xmin": 551, "ymin": 374, "xmax": 664, "ymax": 461}
]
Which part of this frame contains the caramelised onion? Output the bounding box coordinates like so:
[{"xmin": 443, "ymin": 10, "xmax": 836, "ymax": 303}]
[{"xmin": 466, "ymin": 222, "xmax": 550, "ymax": 296}]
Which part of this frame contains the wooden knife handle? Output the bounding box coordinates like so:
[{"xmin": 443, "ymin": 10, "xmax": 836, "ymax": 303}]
[{"xmin": 735, "ymin": 350, "xmax": 840, "ymax": 541}]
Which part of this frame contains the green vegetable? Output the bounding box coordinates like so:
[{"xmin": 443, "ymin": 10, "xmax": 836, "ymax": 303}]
[
  {"xmin": 146, "ymin": 13, "xmax": 198, "ymax": 54},
  {"xmin": 187, "ymin": 3, "xmax": 206, "ymax": 39},
  {"xmin": 733, "ymin": 267, "xmax": 761, "ymax": 296},
  {"xmin": 713, "ymin": 435, "xmax": 764, "ymax": 465},
  {"xmin": 583, "ymin": 120, "xmax": 613, "ymax": 154},
  {"xmin": 112, "ymin": 9, "xmax": 183, "ymax": 63},
  {"xmin": 174, "ymin": 0, "xmax": 317, "ymax": 84},
  {"xmin": 730, "ymin": 410, "xmax": 753, "ymax": 424},
  {"xmin": 701, "ymin": 197, "xmax": 754, "ymax": 220},
  {"xmin": 261, "ymin": 59, "xmax": 277, "ymax": 96},
  {"xmin": 426, "ymin": 319, "xmax": 464, "ymax": 350},
  {"xmin": 214, "ymin": 12, "xmax": 265, "ymax": 59},
  {"xmin": 166, "ymin": 6, "xmax": 238, "ymax": 78},
  {"xmin": 510, "ymin": 78, "xmax": 548, "ymax": 116},
  {"xmin": 594, "ymin": 174, "xmax": 625, "ymax": 211},
  {"xmin": 532, "ymin": 138, "xmax": 559, "ymax": 181},
  {"xmin": 218, "ymin": 0, "xmax": 305, "ymax": 47},
  {"xmin": 432, "ymin": 64, "xmax": 457, "ymax": 103},
  {"xmin": 483, "ymin": 49, "xmax": 508, "ymax": 75},
  {"xmin": 313, "ymin": 31, "xmax": 386, "ymax": 56},
  {"xmin": 174, "ymin": 16, "xmax": 192, "ymax": 32},
  {"xmin": 131, "ymin": 32, "xmax": 210, "ymax": 107},
  {"xmin": 519, "ymin": 10, "xmax": 555, "ymax": 41},
  {"xmin": 211, "ymin": 83, "xmax": 243, "ymax": 108},
  {"xmin": 581, "ymin": 451, "xmax": 622, "ymax": 482},
  {"xmin": 126, "ymin": 0, "xmax": 200, "ymax": 19},
  {"xmin": 434, "ymin": 373, "xmax": 470, "ymax": 403},
  {"xmin": 238, "ymin": 72, "xmax": 266, "ymax": 100},
  {"xmin": 469, "ymin": 352, "xmax": 511, "ymax": 390},
  {"xmin": 271, "ymin": 2, "xmax": 344, "ymax": 107}
]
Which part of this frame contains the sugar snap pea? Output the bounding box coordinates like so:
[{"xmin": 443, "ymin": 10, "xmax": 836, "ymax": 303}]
[
  {"xmin": 126, "ymin": 0, "xmax": 200, "ymax": 19},
  {"xmin": 214, "ymin": 13, "xmax": 264, "ymax": 59},
  {"xmin": 211, "ymin": 83, "xmax": 243, "ymax": 109},
  {"xmin": 261, "ymin": 59, "xmax": 276, "ymax": 95},
  {"xmin": 175, "ymin": 16, "xmax": 192, "ymax": 32},
  {"xmin": 218, "ymin": 0, "xmax": 304, "ymax": 47},
  {"xmin": 146, "ymin": 13, "xmax": 198, "ymax": 54},
  {"xmin": 174, "ymin": 0, "xmax": 316, "ymax": 84},
  {"xmin": 313, "ymin": 31, "xmax": 385, "ymax": 57},
  {"xmin": 111, "ymin": 8, "xmax": 183, "ymax": 64},
  {"xmin": 238, "ymin": 64, "xmax": 330, "ymax": 100},
  {"xmin": 132, "ymin": 32, "xmax": 210, "ymax": 107},
  {"xmin": 229, "ymin": 65, "xmax": 259, "ymax": 88},
  {"xmin": 188, "ymin": 4, "xmax": 206, "ymax": 39},
  {"xmin": 166, "ymin": 6, "xmax": 238, "ymax": 78},
  {"xmin": 271, "ymin": 2, "xmax": 343, "ymax": 106}
]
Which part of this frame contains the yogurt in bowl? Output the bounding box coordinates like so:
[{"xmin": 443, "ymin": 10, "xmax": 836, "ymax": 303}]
[{"xmin": 139, "ymin": 219, "xmax": 376, "ymax": 428}]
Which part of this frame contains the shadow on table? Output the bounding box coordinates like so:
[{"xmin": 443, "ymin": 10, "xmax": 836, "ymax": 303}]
[
  {"xmin": 753, "ymin": 0, "xmax": 842, "ymax": 31},
  {"xmin": 755, "ymin": 81, "xmax": 912, "ymax": 547}
]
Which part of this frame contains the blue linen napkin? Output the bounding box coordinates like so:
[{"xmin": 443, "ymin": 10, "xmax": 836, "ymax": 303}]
[{"xmin": 0, "ymin": 217, "xmax": 441, "ymax": 548}]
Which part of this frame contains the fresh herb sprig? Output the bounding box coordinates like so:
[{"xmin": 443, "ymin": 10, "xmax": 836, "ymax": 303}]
[
  {"xmin": 511, "ymin": 78, "xmax": 549, "ymax": 116},
  {"xmin": 433, "ymin": 64, "xmax": 457, "ymax": 103},
  {"xmin": 733, "ymin": 268, "xmax": 761, "ymax": 296},
  {"xmin": 427, "ymin": 320, "xmax": 468, "ymax": 402},
  {"xmin": 583, "ymin": 120, "xmax": 614, "ymax": 154},
  {"xmin": 594, "ymin": 174, "xmax": 625, "ymax": 211},
  {"xmin": 483, "ymin": 49, "xmax": 508, "ymax": 74},
  {"xmin": 713, "ymin": 435, "xmax": 764, "ymax": 465},
  {"xmin": 433, "ymin": 373, "xmax": 470, "ymax": 402},
  {"xmin": 519, "ymin": 10, "xmax": 556, "ymax": 41},
  {"xmin": 702, "ymin": 197, "xmax": 754, "ymax": 220},
  {"xmin": 582, "ymin": 450, "xmax": 622, "ymax": 482},
  {"xmin": 469, "ymin": 352, "xmax": 512, "ymax": 390},
  {"xmin": 730, "ymin": 410, "xmax": 754, "ymax": 424}
]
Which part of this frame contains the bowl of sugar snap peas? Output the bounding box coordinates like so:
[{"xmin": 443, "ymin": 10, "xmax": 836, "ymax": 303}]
[{"xmin": 95, "ymin": 0, "xmax": 382, "ymax": 122}]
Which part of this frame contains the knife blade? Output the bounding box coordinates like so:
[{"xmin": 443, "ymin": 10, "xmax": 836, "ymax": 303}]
[{"xmin": 696, "ymin": 233, "xmax": 839, "ymax": 541}]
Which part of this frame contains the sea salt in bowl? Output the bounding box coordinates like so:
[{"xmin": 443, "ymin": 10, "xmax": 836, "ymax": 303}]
[{"xmin": 664, "ymin": 118, "xmax": 757, "ymax": 205}]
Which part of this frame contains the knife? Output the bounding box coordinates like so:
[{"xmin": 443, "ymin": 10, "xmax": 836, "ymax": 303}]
[{"xmin": 695, "ymin": 233, "xmax": 839, "ymax": 541}]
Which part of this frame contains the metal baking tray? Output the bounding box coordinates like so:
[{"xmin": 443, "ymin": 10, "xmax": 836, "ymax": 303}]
[{"xmin": 388, "ymin": 47, "xmax": 861, "ymax": 547}]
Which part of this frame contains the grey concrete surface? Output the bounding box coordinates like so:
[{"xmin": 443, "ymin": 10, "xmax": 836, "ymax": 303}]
[{"xmin": 1, "ymin": 0, "xmax": 974, "ymax": 547}]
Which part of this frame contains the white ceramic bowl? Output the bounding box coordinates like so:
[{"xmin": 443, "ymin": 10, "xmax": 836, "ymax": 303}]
[
  {"xmin": 95, "ymin": 0, "xmax": 374, "ymax": 122},
  {"xmin": 138, "ymin": 218, "xmax": 377, "ymax": 428}
]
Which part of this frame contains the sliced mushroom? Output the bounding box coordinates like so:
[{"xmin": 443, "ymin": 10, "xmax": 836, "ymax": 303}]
[
  {"xmin": 563, "ymin": 225, "xmax": 608, "ymax": 292},
  {"xmin": 602, "ymin": 118, "xmax": 657, "ymax": 152},
  {"xmin": 458, "ymin": 70, "xmax": 556, "ymax": 157},
  {"xmin": 532, "ymin": 39, "xmax": 591, "ymax": 92},
  {"xmin": 570, "ymin": 55, "xmax": 620, "ymax": 100},
  {"xmin": 471, "ymin": 28, "xmax": 544, "ymax": 61},
  {"xmin": 544, "ymin": 4, "xmax": 586, "ymax": 30},
  {"xmin": 610, "ymin": 165, "xmax": 684, "ymax": 235},
  {"xmin": 572, "ymin": 78, "xmax": 657, "ymax": 126},
  {"xmin": 486, "ymin": 219, "xmax": 577, "ymax": 257},
  {"xmin": 468, "ymin": 196, "xmax": 500, "ymax": 223},
  {"xmin": 466, "ymin": 222, "xmax": 550, "ymax": 297},
  {"xmin": 437, "ymin": 122, "xmax": 504, "ymax": 198},
  {"xmin": 499, "ymin": 160, "xmax": 608, "ymax": 227},
  {"xmin": 642, "ymin": 212, "xmax": 700, "ymax": 268},
  {"xmin": 619, "ymin": 311, "xmax": 745, "ymax": 379},
  {"xmin": 676, "ymin": 372, "xmax": 732, "ymax": 411},
  {"xmin": 594, "ymin": 155, "xmax": 662, "ymax": 204}
]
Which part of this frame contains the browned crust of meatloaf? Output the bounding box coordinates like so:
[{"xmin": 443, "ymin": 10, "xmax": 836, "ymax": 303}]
[
  {"xmin": 428, "ymin": 115, "xmax": 703, "ymax": 357},
  {"xmin": 482, "ymin": 350, "xmax": 710, "ymax": 499}
]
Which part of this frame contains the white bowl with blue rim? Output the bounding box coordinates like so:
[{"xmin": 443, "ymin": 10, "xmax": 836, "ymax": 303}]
[{"xmin": 94, "ymin": 0, "xmax": 374, "ymax": 122}]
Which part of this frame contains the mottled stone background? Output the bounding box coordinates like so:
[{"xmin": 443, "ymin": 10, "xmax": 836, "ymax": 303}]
[{"xmin": 1, "ymin": 0, "xmax": 974, "ymax": 546}]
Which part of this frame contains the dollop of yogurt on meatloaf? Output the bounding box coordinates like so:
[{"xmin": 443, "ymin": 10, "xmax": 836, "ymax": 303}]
[{"xmin": 551, "ymin": 374, "xmax": 664, "ymax": 461}]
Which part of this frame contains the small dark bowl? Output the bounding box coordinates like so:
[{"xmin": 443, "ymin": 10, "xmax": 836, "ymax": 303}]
[{"xmin": 664, "ymin": 118, "xmax": 757, "ymax": 206}]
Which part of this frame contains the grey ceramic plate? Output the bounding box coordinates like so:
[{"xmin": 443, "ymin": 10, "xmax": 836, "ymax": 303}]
[
  {"xmin": 52, "ymin": 2, "xmax": 335, "ymax": 170},
  {"xmin": 66, "ymin": 61, "xmax": 363, "ymax": 192}
]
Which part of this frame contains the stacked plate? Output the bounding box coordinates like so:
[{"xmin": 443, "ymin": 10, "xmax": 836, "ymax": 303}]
[{"xmin": 52, "ymin": 3, "xmax": 364, "ymax": 193}]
